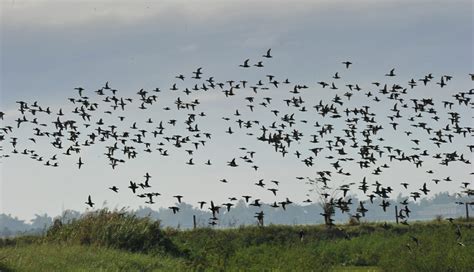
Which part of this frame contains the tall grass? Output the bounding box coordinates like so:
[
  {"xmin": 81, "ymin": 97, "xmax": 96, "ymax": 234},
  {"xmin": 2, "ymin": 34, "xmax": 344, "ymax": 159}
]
[
  {"xmin": 1, "ymin": 209, "xmax": 473, "ymax": 271},
  {"xmin": 166, "ymin": 221, "xmax": 474, "ymax": 271},
  {"xmin": 0, "ymin": 243, "xmax": 186, "ymax": 272},
  {"xmin": 44, "ymin": 208, "xmax": 183, "ymax": 256}
]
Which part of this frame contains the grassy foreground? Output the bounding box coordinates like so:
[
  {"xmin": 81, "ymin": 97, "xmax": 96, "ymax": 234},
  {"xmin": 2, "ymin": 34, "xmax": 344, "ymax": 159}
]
[
  {"xmin": 0, "ymin": 243, "xmax": 187, "ymax": 271},
  {"xmin": 0, "ymin": 209, "xmax": 473, "ymax": 271}
]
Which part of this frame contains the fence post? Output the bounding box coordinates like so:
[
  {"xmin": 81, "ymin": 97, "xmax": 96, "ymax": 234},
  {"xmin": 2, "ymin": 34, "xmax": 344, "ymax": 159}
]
[
  {"xmin": 395, "ymin": 205, "xmax": 399, "ymax": 224},
  {"xmin": 466, "ymin": 203, "xmax": 469, "ymax": 221},
  {"xmin": 193, "ymin": 215, "xmax": 197, "ymax": 229}
]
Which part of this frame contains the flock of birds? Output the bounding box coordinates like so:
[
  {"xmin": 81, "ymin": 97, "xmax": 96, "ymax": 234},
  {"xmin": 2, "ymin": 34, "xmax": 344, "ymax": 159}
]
[{"xmin": 1, "ymin": 49, "xmax": 473, "ymax": 235}]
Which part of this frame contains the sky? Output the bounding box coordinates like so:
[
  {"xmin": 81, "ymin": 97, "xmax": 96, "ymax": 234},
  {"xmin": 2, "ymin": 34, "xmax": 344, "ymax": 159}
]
[{"xmin": 0, "ymin": 0, "xmax": 473, "ymax": 221}]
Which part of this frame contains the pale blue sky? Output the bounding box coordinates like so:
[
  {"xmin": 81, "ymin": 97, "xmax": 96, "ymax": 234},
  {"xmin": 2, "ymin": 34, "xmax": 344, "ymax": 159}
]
[{"xmin": 1, "ymin": 0, "xmax": 472, "ymax": 221}]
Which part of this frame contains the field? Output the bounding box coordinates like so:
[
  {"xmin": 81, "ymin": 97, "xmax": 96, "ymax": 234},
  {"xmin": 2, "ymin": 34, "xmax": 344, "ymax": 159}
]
[{"xmin": 0, "ymin": 210, "xmax": 473, "ymax": 271}]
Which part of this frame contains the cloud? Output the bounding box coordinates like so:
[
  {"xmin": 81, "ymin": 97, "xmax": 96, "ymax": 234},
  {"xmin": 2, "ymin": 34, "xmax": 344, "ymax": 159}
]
[
  {"xmin": 2, "ymin": 1, "xmax": 167, "ymax": 27},
  {"xmin": 1, "ymin": 0, "xmax": 350, "ymax": 28},
  {"xmin": 179, "ymin": 43, "xmax": 198, "ymax": 53}
]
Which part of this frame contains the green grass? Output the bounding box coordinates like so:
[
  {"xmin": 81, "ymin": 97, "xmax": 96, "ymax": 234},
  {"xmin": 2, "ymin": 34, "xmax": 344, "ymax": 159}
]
[
  {"xmin": 1, "ymin": 209, "xmax": 473, "ymax": 271},
  {"xmin": 332, "ymin": 267, "xmax": 380, "ymax": 272},
  {"xmin": 0, "ymin": 243, "xmax": 186, "ymax": 272}
]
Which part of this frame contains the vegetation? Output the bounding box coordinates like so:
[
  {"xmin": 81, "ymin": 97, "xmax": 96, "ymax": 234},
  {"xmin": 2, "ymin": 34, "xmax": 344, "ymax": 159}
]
[
  {"xmin": 0, "ymin": 209, "xmax": 473, "ymax": 271},
  {"xmin": 0, "ymin": 244, "xmax": 187, "ymax": 272},
  {"xmin": 44, "ymin": 209, "xmax": 181, "ymax": 256},
  {"xmin": 1, "ymin": 192, "xmax": 471, "ymax": 236}
]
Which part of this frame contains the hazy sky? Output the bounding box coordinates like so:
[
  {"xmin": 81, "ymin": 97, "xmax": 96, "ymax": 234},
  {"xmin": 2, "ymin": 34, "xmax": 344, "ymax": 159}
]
[{"xmin": 1, "ymin": 0, "xmax": 473, "ymax": 221}]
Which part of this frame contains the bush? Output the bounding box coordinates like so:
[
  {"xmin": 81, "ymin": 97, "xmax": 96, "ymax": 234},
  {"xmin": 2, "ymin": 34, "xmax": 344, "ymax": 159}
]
[
  {"xmin": 44, "ymin": 208, "xmax": 182, "ymax": 256},
  {"xmin": 348, "ymin": 216, "xmax": 360, "ymax": 226}
]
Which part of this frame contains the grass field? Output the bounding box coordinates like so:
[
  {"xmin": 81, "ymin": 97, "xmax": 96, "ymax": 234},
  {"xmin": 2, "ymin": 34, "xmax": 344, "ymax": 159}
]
[{"xmin": 0, "ymin": 209, "xmax": 473, "ymax": 271}]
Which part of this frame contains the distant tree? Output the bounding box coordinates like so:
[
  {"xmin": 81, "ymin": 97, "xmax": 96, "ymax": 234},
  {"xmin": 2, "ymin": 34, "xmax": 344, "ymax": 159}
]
[
  {"xmin": 58, "ymin": 209, "xmax": 81, "ymax": 224},
  {"xmin": 30, "ymin": 213, "xmax": 53, "ymax": 231},
  {"xmin": 0, "ymin": 214, "xmax": 29, "ymax": 233},
  {"xmin": 305, "ymin": 176, "xmax": 343, "ymax": 227},
  {"xmin": 1, "ymin": 227, "xmax": 12, "ymax": 237},
  {"xmin": 431, "ymin": 192, "xmax": 455, "ymax": 205}
]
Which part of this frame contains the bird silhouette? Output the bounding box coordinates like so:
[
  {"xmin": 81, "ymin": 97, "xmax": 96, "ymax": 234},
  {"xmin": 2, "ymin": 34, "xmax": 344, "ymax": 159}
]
[
  {"xmin": 263, "ymin": 48, "xmax": 272, "ymax": 58},
  {"xmin": 240, "ymin": 59, "xmax": 250, "ymax": 68},
  {"xmin": 85, "ymin": 195, "xmax": 94, "ymax": 208},
  {"xmin": 342, "ymin": 61, "xmax": 352, "ymax": 69},
  {"xmin": 173, "ymin": 195, "xmax": 183, "ymax": 203},
  {"xmin": 0, "ymin": 48, "xmax": 472, "ymax": 233},
  {"xmin": 385, "ymin": 68, "xmax": 396, "ymax": 77},
  {"xmin": 128, "ymin": 181, "xmax": 138, "ymax": 194},
  {"xmin": 77, "ymin": 157, "xmax": 84, "ymax": 169}
]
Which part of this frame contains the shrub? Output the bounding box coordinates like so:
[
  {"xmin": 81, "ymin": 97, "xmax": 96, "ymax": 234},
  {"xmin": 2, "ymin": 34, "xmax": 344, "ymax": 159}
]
[{"xmin": 44, "ymin": 208, "xmax": 182, "ymax": 256}]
